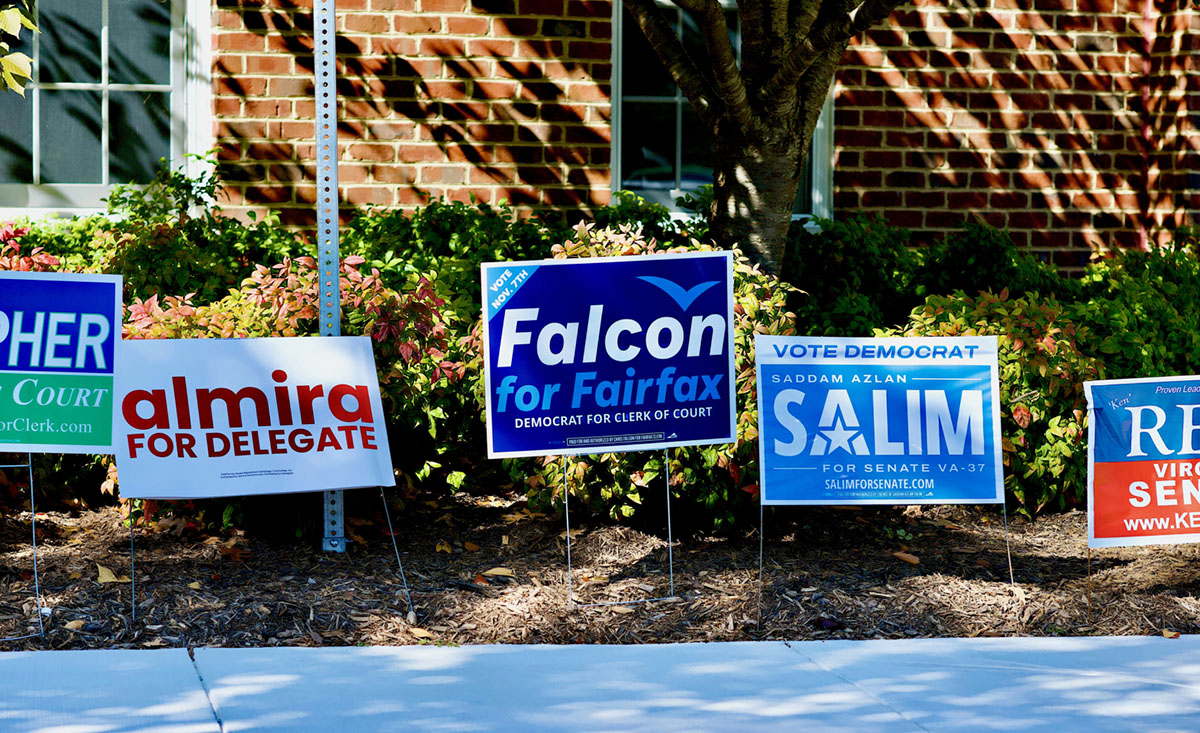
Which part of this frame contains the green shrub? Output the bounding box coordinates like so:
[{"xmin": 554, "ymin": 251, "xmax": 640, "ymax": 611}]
[
  {"xmin": 784, "ymin": 215, "xmax": 920, "ymax": 336},
  {"xmin": 594, "ymin": 190, "xmax": 676, "ymax": 242},
  {"xmin": 917, "ymin": 219, "xmax": 1078, "ymax": 301},
  {"xmin": 891, "ymin": 291, "xmax": 1100, "ymax": 514},
  {"xmin": 1075, "ymin": 245, "xmax": 1200, "ymax": 380},
  {"xmin": 7, "ymin": 216, "xmax": 107, "ymax": 268},
  {"xmin": 592, "ymin": 189, "xmax": 714, "ymax": 247},
  {"xmin": 673, "ymin": 186, "xmax": 714, "ymax": 242},
  {"xmin": 21, "ymin": 165, "xmax": 1200, "ymax": 526},
  {"xmin": 340, "ymin": 199, "xmax": 559, "ymax": 299},
  {"xmin": 14, "ymin": 158, "xmax": 304, "ymax": 304}
]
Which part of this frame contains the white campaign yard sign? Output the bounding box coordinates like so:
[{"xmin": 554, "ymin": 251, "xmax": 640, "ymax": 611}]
[{"xmin": 115, "ymin": 337, "xmax": 394, "ymax": 499}]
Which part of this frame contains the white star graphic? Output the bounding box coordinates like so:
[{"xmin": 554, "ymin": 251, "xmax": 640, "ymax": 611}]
[{"xmin": 821, "ymin": 417, "xmax": 859, "ymax": 455}]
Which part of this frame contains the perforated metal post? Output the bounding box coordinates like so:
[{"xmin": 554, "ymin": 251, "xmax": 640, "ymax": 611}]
[{"xmin": 315, "ymin": 0, "xmax": 344, "ymax": 553}]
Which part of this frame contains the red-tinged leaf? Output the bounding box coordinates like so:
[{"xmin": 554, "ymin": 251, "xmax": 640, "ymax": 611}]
[
  {"xmin": 344, "ymin": 255, "xmax": 366, "ymax": 266},
  {"xmin": 474, "ymin": 574, "xmax": 489, "ymax": 585},
  {"xmin": 741, "ymin": 483, "xmax": 760, "ymax": 496}
]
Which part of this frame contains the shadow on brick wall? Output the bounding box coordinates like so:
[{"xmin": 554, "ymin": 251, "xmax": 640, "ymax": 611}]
[
  {"xmin": 837, "ymin": 3, "xmax": 1195, "ymax": 269},
  {"xmin": 213, "ymin": 0, "xmax": 611, "ymax": 228}
]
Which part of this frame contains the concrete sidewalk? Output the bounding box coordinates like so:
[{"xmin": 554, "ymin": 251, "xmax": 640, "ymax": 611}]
[{"xmin": 1, "ymin": 636, "xmax": 1197, "ymax": 732}]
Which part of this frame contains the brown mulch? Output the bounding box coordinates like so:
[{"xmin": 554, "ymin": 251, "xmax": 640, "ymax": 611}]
[{"xmin": 1, "ymin": 494, "xmax": 1199, "ymax": 650}]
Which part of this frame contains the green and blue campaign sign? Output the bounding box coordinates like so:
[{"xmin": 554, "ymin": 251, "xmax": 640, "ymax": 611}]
[
  {"xmin": 482, "ymin": 252, "xmax": 735, "ymax": 458},
  {"xmin": 1085, "ymin": 376, "xmax": 1200, "ymax": 548},
  {"xmin": 756, "ymin": 335, "xmax": 1003, "ymax": 505},
  {"xmin": 0, "ymin": 272, "xmax": 122, "ymax": 453}
]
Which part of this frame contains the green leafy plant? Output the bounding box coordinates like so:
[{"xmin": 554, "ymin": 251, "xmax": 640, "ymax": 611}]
[
  {"xmin": 1075, "ymin": 245, "xmax": 1200, "ymax": 380},
  {"xmin": 784, "ymin": 215, "xmax": 920, "ymax": 336},
  {"xmin": 340, "ymin": 198, "xmax": 558, "ymax": 299},
  {"xmin": 891, "ymin": 290, "xmax": 1100, "ymax": 515},
  {"xmin": 917, "ymin": 218, "xmax": 1077, "ymax": 301},
  {"xmin": 13, "ymin": 156, "xmax": 304, "ymax": 304}
]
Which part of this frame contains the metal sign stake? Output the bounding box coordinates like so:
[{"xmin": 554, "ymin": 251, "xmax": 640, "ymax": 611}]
[
  {"xmin": 315, "ymin": 0, "xmax": 344, "ymax": 552},
  {"xmin": 563, "ymin": 451, "xmax": 677, "ymax": 609},
  {"xmin": 0, "ymin": 455, "xmax": 46, "ymax": 642}
]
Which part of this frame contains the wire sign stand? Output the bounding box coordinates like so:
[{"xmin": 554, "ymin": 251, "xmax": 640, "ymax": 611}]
[
  {"xmin": 756, "ymin": 500, "xmax": 1018, "ymax": 625},
  {"xmin": 0, "ymin": 455, "xmax": 46, "ymax": 642},
  {"xmin": 563, "ymin": 451, "xmax": 677, "ymax": 609},
  {"xmin": 315, "ymin": 0, "xmax": 345, "ymax": 553}
]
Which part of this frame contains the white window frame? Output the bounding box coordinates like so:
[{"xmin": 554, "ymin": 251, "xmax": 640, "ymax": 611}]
[
  {"xmin": 0, "ymin": 0, "xmax": 212, "ymax": 219},
  {"xmin": 612, "ymin": 2, "xmax": 833, "ymax": 221}
]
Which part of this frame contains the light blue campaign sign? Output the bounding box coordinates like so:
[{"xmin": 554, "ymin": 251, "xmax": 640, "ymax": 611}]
[
  {"xmin": 482, "ymin": 252, "xmax": 735, "ymax": 458},
  {"xmin": 756, "ymin": 335, "xmax": 1003, "ymax": 505}
]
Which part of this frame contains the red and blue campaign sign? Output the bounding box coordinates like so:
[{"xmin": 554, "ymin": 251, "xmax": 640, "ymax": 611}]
[
  {"xmin": 1086, "ymin": 376, "xmax": 1200, "ymax": 548},
  {"xmin": 756, "ymin": 335, "xmax": 1003, "ymax": 505},
  {"xmin": 482, "ymin": 252, "xmax": 736, "ymax": 458}
]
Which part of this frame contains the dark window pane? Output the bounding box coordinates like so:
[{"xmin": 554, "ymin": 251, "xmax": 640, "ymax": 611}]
[
  {"xmin": 40, "ymin": 90, "xmax": 102, "ymax": 184},
  {"xmin": 38, "ymin": 0, "xmax": 102, "ymax": 83},
  {"xmin": 0, "ymin": 93, "xmax": 34, "ymax": 184},
  {"xmin": 109, "ymin": 91, "xmax": 171, "ymax": 183},
  {"xmin": 621, "ymin": 102, "xmax": 676, "ymax": 191},
  {"xmin": 621, "ymin": 7, "xmax": 676, "ymax": 99},
  {"xmin": 794, "ymin": 156, "xmax": 814, "ymax": 215},
  {"xmin": 110, "ymin": 0, "xmax": 172, "ymax": 85},
  {"xmin": 679, "ymin": 106, "xmax": 714, "ymax": 191}
]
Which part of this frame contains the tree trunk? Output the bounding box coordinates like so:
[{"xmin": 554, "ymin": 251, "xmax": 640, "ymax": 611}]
[
  {"xmin": 621, "ymin": 0, "xmax": 896, "ymax": 274},
  {"xmin": 709, "ymin": 135, "xmax": 803, "ymax": 276}
]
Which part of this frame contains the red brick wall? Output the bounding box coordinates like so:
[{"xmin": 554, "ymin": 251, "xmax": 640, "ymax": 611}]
[
  {"xmin": 211, "ymin": 0, "xmax": 613, "ymax": 226},
  {"xmin": 210, "ymin": 1, "xmax": 1198, "ymax": 261},
  {"xmin": 835, "ymin": 0, "xmax": 1197, "ymax": 270},
  {"xmin": 1157, "ymin": 5, "xmax": 1198, "ymax": 237}
]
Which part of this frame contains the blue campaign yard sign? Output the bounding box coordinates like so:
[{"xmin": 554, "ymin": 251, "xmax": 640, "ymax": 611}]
[
  {"xmin": 756, "ymin": 335, "xmax": 1003, "ymax": 505},
  {"xmin": 0, "ymin": 272, "xmax": 123, "ymax": 453},
  {"xmin": 482, "ymin": 252, "xmax": 735, "ymax": 458}
]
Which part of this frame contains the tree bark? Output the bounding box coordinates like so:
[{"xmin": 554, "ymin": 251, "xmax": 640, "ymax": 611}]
[
  {"xmin": 707, "ymin": 36, "xmax": 844, "ymax": 276},
  {"xmin": 709, "ymin": 136, "xmax": 803, "ymax": 276},
  {"xmin": 622, "ymin": 0, "xmax": 906, "ymax": 275}
]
